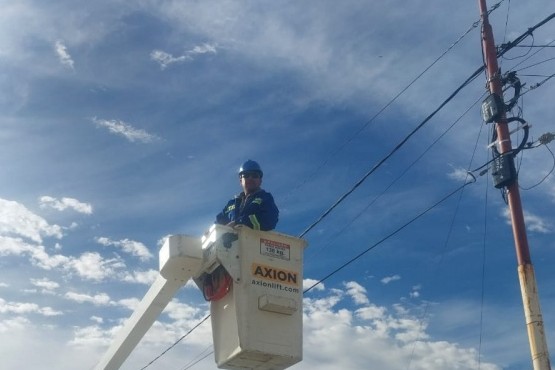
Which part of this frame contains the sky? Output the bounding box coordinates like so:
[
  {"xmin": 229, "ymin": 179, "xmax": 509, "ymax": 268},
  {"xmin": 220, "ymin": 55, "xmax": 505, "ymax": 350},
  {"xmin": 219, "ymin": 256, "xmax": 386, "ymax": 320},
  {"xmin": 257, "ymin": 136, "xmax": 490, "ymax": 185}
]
[{"xmin": 1, "ymin": 1, "xmax": 555, "ymax": 369}]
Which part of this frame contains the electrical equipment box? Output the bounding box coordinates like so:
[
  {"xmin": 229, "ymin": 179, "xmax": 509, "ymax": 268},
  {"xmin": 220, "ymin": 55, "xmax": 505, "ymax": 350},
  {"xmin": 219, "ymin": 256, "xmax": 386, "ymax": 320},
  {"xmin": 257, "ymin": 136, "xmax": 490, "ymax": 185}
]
[
  {"xmin": 492, "ymin": 153, "xmax": 516, "ymax": 188},
  {"xmin": 481, "ymin": 93, "xmax": 504, "ymax": 123},
  {"xmin": 201, "ymin": 224, "xmax": 307, "ymax": 370}
]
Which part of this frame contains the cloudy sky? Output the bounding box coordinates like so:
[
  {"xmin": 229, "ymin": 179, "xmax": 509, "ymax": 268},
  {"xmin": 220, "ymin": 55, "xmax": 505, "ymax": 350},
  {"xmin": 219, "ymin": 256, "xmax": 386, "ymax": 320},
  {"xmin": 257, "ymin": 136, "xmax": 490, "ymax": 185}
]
[{"xmin": 1, "ymin": 1, "xmax": 555, "ymax": 369}]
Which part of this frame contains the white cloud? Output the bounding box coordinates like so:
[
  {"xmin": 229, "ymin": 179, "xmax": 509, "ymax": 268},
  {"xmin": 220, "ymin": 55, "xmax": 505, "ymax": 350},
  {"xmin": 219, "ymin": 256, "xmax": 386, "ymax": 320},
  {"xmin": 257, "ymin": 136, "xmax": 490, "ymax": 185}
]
[
  {"xmin": 502, "ymin": 208, "xmax": 552, "ymax": 234},
  {"xmin": 90, "ymin": 316, "xmax": 103, "ymax": 324},
  {"xmin": 344, "ymin": 281, "xmax": 369, "ymax": 305},
  {"xmin": 69, "ymin": 324, "xmax": 117, "ymax": 347},
  {"xmin": 117, "ymin": 297, "xmax": 140, "ymax": 311},
  {"xmin": 303, "ymin": 278, "xmax": 325, "ymax": 291},
  {"xmin": 91, "ymin": 117, "xmax": 159, "ymax": 143},
  {"xmin": 27, "ymin": 243, "xmax": 71, "ymax": 270},
  {"xmin": 65, "ymin": 292, "xmax": 112, "ymax": 306},
  {"xmin": 447, "ymin": 167, "xmax": 472, "ymax": 182},
  {"xmin": 39, "ymin": 196, "xmax": 93, "ymax": 214},
  {"xmin": 150, "ymin": 50, "xmax": 191, "ymax": 69},
  {"xmin": 410, "ymin": 285, "xmax": 422, "ymax": 298},
  {"xmin": 0, "ymin": 198, "xmax": 63, "ymax": 243},
  {"xmin": 68, "ymin": 252, "xmax": 126, "ymax": 281},
  {"xmin": 151, "ymin": 42, "xmax": 217, "ymax": 69},
  {"xmin": 96, "ymin": 237, "xmax": 153, "ymax": 261},
  {"xmin": 190, "ymin": 43, "xmax": 217, "ymax": 55},
  {"xmin": 0, "ymin": 298, "xmax": 62, "ymax": 316},
  {"xmin": 122, "ymin": 269, "xmax": 159, "ymax": 284},
  {"xmin": 0, "ymin": 317, "xmax": 30, "ymax": 333},
  {"xmin": 0, "ymin": 235, "xmax": 129, "ymax": 282},
  {"xmin": 300, "ymin": 284, "xmax": 500, "ymax": 370},
  {"xmin": 30, "ymin": 278, "xmax": 59, "ymax": 292},
  {"xmin": 0, "ymin": 278, "xmax": 510, "ymax": 370},
  {"xmin": 0, "ymin": 236, "xmax": 72, "ymax": 272},
  {"xmin": 54, "ymin": 40, "xmax": 74, "ymax": 69},
  {"xmin": 381, "ymin": 274, "xmax": 401, "ymax": 284},
  {"xmin": 164, "ymin": 299, "xmax": 203, "ymax": 321}
]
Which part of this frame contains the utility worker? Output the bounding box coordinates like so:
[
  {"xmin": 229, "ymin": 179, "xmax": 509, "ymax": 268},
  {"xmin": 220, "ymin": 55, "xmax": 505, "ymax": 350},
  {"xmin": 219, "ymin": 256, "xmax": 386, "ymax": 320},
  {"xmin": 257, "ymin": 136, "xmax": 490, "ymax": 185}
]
[{"xmin": 216, "ymin": 160, "xmax": 279, "ymax": 231}]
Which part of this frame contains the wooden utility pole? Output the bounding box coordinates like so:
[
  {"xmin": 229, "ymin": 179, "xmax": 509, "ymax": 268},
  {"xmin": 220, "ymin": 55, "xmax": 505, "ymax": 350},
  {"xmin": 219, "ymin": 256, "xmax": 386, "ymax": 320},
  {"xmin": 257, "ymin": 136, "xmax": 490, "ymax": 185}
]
[{"xmin": 478, "ymin": 1, "xmax": 551, "ymax": 369}]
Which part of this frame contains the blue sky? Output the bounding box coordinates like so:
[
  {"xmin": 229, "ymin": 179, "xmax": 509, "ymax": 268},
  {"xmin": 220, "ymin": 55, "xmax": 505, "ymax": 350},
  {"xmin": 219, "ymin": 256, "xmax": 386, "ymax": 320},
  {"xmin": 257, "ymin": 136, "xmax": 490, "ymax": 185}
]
[{"xmin": 1, "ymin": 1, "xmax": 555, "ymax": 369}]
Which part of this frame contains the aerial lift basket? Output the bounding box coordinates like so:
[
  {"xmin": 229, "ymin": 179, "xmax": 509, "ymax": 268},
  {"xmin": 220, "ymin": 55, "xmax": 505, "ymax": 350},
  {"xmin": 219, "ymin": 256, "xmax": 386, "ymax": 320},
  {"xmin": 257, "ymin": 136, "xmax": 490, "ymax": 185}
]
[{"xmin": 199, "ymin": 224, "xmax": 307, "ymax": 370}]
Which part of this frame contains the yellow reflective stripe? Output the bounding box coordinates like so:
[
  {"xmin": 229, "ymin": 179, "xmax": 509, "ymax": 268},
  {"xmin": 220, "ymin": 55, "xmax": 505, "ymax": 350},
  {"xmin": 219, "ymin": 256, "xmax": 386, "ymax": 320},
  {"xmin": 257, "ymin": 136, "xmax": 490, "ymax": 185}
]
[{"xmin": 249, "ymin": 215, "xmax": 261, "ymax": 230}]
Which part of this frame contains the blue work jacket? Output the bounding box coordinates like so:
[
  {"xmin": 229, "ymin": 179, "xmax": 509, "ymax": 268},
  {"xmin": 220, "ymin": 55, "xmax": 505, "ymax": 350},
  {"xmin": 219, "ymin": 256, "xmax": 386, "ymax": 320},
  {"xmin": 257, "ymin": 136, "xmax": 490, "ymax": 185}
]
[{"xmin": 215, "ymin": 189, "xmax": 279, "ymax": 231}]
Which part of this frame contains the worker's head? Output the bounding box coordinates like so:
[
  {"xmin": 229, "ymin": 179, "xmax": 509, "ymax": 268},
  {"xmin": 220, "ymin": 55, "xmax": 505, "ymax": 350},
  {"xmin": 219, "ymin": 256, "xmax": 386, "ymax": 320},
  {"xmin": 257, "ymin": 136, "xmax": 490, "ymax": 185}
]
[{"xmin": 238, "ymin": 160, "xmax": 263, "ymax": 195}]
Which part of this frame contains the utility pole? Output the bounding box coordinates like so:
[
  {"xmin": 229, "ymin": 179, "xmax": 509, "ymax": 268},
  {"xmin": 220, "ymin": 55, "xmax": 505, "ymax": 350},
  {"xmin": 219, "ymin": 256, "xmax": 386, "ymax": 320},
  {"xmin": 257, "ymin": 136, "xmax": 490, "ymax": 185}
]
[{"xmin": 478, "ymin": 1, "xmax": 551, "ymax": 370}]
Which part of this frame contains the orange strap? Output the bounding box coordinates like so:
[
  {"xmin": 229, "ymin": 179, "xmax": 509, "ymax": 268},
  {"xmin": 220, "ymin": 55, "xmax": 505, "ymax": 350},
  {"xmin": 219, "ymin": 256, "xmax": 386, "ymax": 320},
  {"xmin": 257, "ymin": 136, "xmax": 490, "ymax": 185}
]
[{"xmin": 202, "ymin": 266, "xmax": 232, "ymax": 301}]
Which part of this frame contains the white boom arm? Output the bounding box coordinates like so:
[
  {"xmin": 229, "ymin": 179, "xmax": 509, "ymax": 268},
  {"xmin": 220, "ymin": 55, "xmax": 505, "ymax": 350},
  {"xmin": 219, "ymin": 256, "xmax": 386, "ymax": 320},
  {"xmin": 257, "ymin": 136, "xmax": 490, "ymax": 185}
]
[{"xmin": 95, "ymin": 235, "xmax": 203, "ymax": 370}]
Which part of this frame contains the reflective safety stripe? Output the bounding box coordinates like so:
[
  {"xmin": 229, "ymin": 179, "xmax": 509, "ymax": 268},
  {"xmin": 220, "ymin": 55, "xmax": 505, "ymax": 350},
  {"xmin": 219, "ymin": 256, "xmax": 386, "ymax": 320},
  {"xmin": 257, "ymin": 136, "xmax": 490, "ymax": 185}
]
[{"xmin": 249, "ymin": 215, "xmax": 261, "ymax": 230}]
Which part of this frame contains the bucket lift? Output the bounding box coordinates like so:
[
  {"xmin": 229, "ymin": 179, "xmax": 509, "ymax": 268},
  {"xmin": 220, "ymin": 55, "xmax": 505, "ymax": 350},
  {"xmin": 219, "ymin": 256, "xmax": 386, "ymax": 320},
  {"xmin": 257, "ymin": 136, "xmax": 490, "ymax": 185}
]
[{"xmin": 94, "ymin": 224, "xmax": 307, "ymax": 370}]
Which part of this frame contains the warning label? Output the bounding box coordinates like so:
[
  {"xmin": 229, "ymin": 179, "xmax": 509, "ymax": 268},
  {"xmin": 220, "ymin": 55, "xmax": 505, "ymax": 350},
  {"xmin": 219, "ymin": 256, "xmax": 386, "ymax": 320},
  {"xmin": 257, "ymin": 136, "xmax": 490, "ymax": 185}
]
[{"xmin": 260, "ymin": 238, "xmax": 290, "ymax": 261}]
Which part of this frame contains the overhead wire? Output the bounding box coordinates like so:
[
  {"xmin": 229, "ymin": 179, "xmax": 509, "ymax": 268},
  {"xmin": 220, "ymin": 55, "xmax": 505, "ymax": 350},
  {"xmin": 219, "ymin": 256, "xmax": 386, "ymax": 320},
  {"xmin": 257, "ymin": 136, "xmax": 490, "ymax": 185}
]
[
  {"xmin": 305, "ymin": 91, "xmax": 487, "ymax": 260},
  {"xmin": 281, "ymin": 0, "xmax": 505, "ymax": 205},
  {"xmin": 506, "ymin": 38, "xmax": 555, "ymax": 72},
  {"xmin": 514, "ymin": 56, "xmax": 555, "ymax": 73},
  {"xmin": 139, "ymin": 10, "xmax": 555, "ymax": 370},
  {"xmin": 520, "ymin": 143, "xmax": 555, "ymax": 190},
  {"xmin": 477, "ymin": 132, "xmax": 491, "ymax": 370},
  {"xmin": 406, "ymin": 98, "xmax": 487, "ymax": 370},
  {"xmin": 298, "ymin": 11, "xmax": 555, "ymax": 239},
  {"xmin": 303, "ymin": 174, "xmax": 477, "ymax": 294},
  {"xmin": 298, "ymin": 66, "xmax": 484, "ymax": 238},
  {"xmin": 138, "ymin": 314, "xmax": 211, "ymax": 370},
  {"xmin": 178, "ymin": 345, "xmax": 214, "ymax": 370}
]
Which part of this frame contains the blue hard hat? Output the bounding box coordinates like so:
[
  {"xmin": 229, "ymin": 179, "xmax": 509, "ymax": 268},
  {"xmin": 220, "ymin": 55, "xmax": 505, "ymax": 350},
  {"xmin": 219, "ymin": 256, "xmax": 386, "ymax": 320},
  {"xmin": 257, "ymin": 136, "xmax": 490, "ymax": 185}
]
[{"xmin": 239, "ymin": 160, "xmax": 263, "ymax": 177}]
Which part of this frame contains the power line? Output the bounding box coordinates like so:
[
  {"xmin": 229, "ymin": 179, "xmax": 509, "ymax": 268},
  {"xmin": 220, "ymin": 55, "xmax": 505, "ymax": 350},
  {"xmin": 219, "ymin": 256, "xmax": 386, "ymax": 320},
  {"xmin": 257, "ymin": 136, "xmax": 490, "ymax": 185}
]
[
  {"xmin": 405, "ymin": 96, "xmax": 486, "ymax": 370},
  {"xmin": 139, "ymin": 10, "xmax": 555, "ymax": 370},
  {"xmin": 303, "ymin": 175, "xmax": 477, "ymax": 294},
  {"xmin": 298, "ymin": 67, "xmax": 483, "ymax": 238},
  {"xmin": 138, "ymin": 314, "xmax": 211, "ymax": 370},
  {"xmin": 298, "ymin": 11, "xmax": 555, "ymax": 239},
  {"xmin": 305, "ymin": 91, "xmax": 487, "ymax": 261},
  {"xmin": 281, "ymin": 1, "xmax": 504, "ymax": 205},
  {"xmin": 178, "ymin": 346, "xmax": 214, "ymax": 370}
]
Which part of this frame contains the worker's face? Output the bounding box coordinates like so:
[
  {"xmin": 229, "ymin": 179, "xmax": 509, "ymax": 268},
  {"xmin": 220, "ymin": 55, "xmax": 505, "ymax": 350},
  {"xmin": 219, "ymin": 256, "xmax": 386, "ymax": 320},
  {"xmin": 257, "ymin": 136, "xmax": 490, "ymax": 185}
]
[{"xmin": 240, "ymin": 171, "xmax": 262, "ymax": 195}]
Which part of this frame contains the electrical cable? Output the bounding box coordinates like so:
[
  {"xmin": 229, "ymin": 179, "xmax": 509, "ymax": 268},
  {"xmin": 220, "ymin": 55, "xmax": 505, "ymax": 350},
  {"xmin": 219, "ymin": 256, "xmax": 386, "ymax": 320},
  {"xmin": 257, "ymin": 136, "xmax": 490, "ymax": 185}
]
[
  {"xmin": 298, "ymin": 70, "xmax": 483, "ymax": 238},
  {"xmin": 498, "ymin": 0, "xmax": 512, "ymax": 68},
  {"xmin": 497, "ymin": 13, "xmax": 555, "ymax": 58},
  {"xmin": 303, "ymin": 175, "xmax": 476, "ymax": 294},
  {"xmin": 139, "ymin": 11, "xmax": 555, "ymax": 370},
  {"xmin": 298, "ymin": 12, "xmax": 555, "ymax": 239},
  {"xmin": 514, "ymin": 56, "xmax": 555, "ymax": 73},
  {"xmin": 477, "ymin": 143, "xmax": 491, "ymax": 370},
  {"xmin": 520, "ymin": 144, "xmax": 555, "ymax": 190},
  {"xmin": 514, "ymin": 45, "xmax": 555, "ymax": 48},
  {"xmin": 138, "ymin": 314, "xmax": 211, "ymax": 370},
  {"xmin": 178, "ymin": 345, "xmax": 214, "ymax": 370},
  {"xmin": 405, "ymin": 102, "xmax": 486, "ymax": 370},
  {"xmin": 507, "ymin": 39, "xmax": 555, "ymax": 73},
  {"xmin": 490, "ymin": 116, "xmax": 529, "ymax": 156},
  {"xmin": 305, "ymin": 91, "xmax": 487, "ymax": 260},
  {"xmin": 281, "ymin": 1, "xmax": 504, "ymax": 205},
  {"xmin": 521, "ymin": 72, "xmax": 555, "ymax": 97}
]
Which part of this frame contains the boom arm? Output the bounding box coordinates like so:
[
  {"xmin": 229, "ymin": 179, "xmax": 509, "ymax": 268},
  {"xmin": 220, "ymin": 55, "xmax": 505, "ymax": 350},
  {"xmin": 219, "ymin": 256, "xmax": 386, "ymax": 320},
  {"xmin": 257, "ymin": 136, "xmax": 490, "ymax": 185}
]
[{"xmin": 95, "ymin": 235, "xmax": 203, "ymax": 370}]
